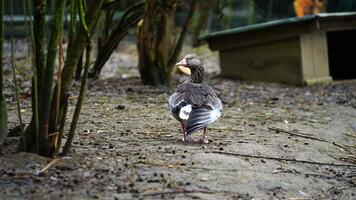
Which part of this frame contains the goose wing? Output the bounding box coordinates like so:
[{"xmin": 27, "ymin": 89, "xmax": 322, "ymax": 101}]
[
  {"xmin": 174, "ymin": 83, "xmax": 221, "ymax": 108},
  {"xmin": 168, "ymin": 83, "xmax": 222, "ymax": 133}
]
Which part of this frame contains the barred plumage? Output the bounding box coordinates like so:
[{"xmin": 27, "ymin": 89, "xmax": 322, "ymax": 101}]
[{"xmin": 168, "ymin": 54, "xmax": 222, "ymax": 143}]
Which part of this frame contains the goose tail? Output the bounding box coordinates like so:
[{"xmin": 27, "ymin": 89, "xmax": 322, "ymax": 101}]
[{"xmin": 186, "ymin": 107, "xmax": 220, "ymax": 134}]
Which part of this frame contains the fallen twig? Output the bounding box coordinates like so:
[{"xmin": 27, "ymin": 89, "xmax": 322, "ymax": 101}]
[
  {"xmin": 211, "ymin": 151, "xmax": 356, "ymax": 167},
  {"xmin": 143, "ymin": 189, "xmax": 214, "ymax": 196},
  {"xmin": 39, "ymin": 158, "xmax": 61, "ymax": 174},
  {"xmin": 188, "ymin": 166, "xmax": 239, "ymax": 172},
  {"xmin": 344, "ymin": 132, "xmax": 356, "ymax": 139},
  {"xmin": 135, "ymin": 159, "xmax": 184, "ymax": 168},
  {"xmin": 268, "ymin": 127, "xmax": 325, "ymax": 142},
  {"xmin": 272, "ymin": 168, "xmax": 337, "ymax": 180},
  {"xmin": 268, "ymin": 127, "xmax": 354, "ymax": 155}
]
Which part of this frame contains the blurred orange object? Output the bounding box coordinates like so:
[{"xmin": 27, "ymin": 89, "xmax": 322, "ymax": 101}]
[{"xmin": 293, "ymin": 0, "xmax": 324, "ymax": 17}]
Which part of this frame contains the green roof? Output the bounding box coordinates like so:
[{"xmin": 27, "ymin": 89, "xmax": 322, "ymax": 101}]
[{"xmin": 201, "ymin": 12, "xmax": 356, "ymax": 40}]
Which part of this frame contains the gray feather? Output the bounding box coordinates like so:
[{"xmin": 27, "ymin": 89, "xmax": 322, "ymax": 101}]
[{"xmin": 186, "ymin": 108, "xmax": 212, "ymax": 134}]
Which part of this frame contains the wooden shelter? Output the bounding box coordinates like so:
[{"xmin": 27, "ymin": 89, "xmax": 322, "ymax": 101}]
[{"xmin": 202, "ymin": 12, "xmax": 356, "ymax": 85}]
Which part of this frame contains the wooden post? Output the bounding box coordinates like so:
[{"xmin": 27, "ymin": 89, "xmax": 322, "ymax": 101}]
[{"xmin": 300, "ymin": 30, "xmax": 332, "ymax": 84}]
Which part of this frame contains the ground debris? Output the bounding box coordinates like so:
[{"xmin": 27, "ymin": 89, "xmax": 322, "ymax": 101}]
[{"xmin": 2, "ymin": 41, "xmax": 356, "ymax": 199}]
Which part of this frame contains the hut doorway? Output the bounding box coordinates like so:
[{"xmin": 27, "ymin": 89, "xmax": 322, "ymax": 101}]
[{"xmin": 327, "ymin": 30, "xmax": 356, "ymax": 79}]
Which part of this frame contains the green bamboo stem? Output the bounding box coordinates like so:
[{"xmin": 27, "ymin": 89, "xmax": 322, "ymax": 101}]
[
  {"xmin": 55, "ymin": 100, "xmax": 67, "ymax": 155},
  {"xmin": 67, "ymin": 0, "xmax": 78, "ymax": 51},
  {"xmin": 77, "ymin": 0, "xmax": 90, "ymax": 39},
  {"xmin": 0, "ymin": 0, "xmax": 7, "ymax": 144},
  {"xmin": 51, "ymin": 0, "xmax": 77, "ymax": 135},
  {"xmin": 9, "ymin": 0, "xmax": 24, "ymax": 135},
  {"xmin": 74, "ymin": 53, "xmax": 83, "ymax": 80},
  {"xmin": 26, "ymin": 0, "xmax": 39, "ymax": 152},
  {"xmin": 33, "ymin": 0, "xmax": 46, "ymax": 101},
  {"xmin": 59, "ymin": 0, "xmax": 103, "ymax": 99},
  {"xmin": 22, "ymin": 0, "xmax": 47, "ymax": 152},
  {"xmin": 38, "ymin": 0, "xmax": 67, "ymax": 156},
  {"xmin": 62, "ymin": 44, "xmax": 91, "ymax": 156},
  {"xmin": 55, "ymin": 29, "xmax": 63, "ymax": 129},
  {"xmin": 54, "ymin": 0, "xmax": 103, "ymax": 133},
  {"xmin": 62, "ymin": 0, "xmax": 93, "ymax": 156},
  {"xmin": 22, "ymin": 0, "xmax": 31, "ymax": 57}
]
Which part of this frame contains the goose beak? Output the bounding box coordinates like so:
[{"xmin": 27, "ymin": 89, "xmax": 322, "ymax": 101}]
[{"xmin": 176, "ymin": 58, "xmax": 191, "ymax": 75}]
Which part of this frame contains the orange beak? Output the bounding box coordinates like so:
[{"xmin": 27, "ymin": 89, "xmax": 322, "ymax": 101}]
[{"xmin": 176, "ymin": 58, "xmax": 191, "ymax": 75}]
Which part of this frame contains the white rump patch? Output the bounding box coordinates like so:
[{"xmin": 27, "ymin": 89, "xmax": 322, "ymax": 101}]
[
  {"xmin": 210, "ymin": 109, "xmax": 221, "ymax": 123},
  {"xmin": 179, "ymin": 105, "xmax": 192, "ymax": 120}
]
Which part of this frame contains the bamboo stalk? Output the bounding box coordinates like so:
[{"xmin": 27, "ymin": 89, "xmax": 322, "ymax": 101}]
[
  {"xmin": 56, "ymin": 99, "xmax": 68, "ymax": 155},
  {"xmin": 62, "ymin": 44, "xmax": 91, "ymax": 156},
  {"xmin": 67, "ymin": 0, "xmax": 77, "ymax": 51},
  {"xmin": 33, "ymin": 0, "xmax": 46, "ymax": 100},
  {"xmin": 26, "ymin": 0, "xmax": 47, "ymax": 153},
  {"xmin": 52, "ymin": 0, "xmax": 77, "ymax": 138},
  {"xmin": 55, "ymin": 0, "xmax": 103, "ymax": 134},
  {"xmin": 77, "ymin": 0, "xmax": 90, "ymax": 39},
  {"xmin": 25, "ymin": 0, "xmax": 39, "ymax": 152},
  {"xmin": 22, "ymin": 0, "xmax": 30, "ymax": 57},
  {"xmin": 38, "ymin": 0, "xmax": 67, "ymax": 156},
  {"xmin": 62, "ymin": 0, "xmax": 93, "ymax": 155},
  {"xmin": 9, "ymin": 0, "xmax": 24, "ymax": 136},
  {"xmin": 0, "ymin": 0, "xmax": 7, "ymax": 144},
  {"xmin": 55, "ymin": 30, "xmax": 63, "ymax": 130},
  {"xmin": 53, "ymin": 26, "xmax": 63, "ymax": 155}
]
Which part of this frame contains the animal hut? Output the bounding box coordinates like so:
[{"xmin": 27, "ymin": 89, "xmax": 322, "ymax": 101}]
[{"xmin": 202, "ymin": 12, "xmax": 356, "ymax": 85}]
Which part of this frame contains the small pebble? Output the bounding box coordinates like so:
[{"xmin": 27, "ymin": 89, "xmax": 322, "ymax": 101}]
[{"xmin": 115, "ymin": 105, "xmax": 126, "ymax": 110}]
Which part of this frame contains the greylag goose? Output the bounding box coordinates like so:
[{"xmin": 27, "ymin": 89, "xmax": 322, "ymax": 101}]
[{"xmin": 168, "ymin": 54, "xmax": 222, "ymax": 143}]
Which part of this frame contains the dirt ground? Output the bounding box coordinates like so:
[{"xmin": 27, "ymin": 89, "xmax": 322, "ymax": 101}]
[{"xmin": 1, "ymin": 41, "xmax": 356, "ymax": 200}]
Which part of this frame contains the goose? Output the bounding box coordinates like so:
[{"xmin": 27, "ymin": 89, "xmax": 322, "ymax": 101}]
[{"xmin": 168, "ymin": 54, "xmax": 222, "ymax": 144}]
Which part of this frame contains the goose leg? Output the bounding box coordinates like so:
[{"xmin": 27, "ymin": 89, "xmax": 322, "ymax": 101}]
[
  {"xmin": 181, "ymin": 123, "xmax": 187, "ymax": 141},
  {"xmin": 201, "ymin": 127, "xmax": 209, "ymax": 144}
]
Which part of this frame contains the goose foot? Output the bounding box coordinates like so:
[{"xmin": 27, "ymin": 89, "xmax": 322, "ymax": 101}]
[
  {"xmin": 194, "ymin": 137, "xmax": 209, "ymax": 144},
  {"xmin": 184, "ymin": 135, "xmax": 209, "ymax": 144}
]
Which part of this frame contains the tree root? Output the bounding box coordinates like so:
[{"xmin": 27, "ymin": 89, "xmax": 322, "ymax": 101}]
[
  {"xmin": 267, "ymin": 126, "xmax": 354, "ymax": 155},
  {"xmin": 211, "ymin": 151, "xmax": 356, "ymax": 167}
]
